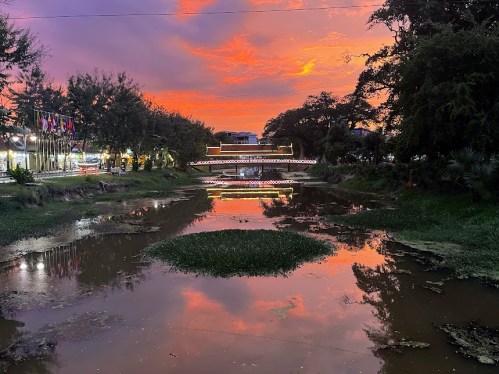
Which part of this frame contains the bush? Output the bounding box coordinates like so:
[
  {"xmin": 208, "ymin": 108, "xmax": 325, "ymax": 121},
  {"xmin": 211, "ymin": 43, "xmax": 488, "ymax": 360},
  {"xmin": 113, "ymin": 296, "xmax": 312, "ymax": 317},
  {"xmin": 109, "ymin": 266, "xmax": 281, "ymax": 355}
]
[
  {"xmin": 442, "ymin": 148, "xmax": 499, "ymax": 202},
  {"xmin": 132, "ymin": 160, "xmax": 140, "ymax": 172},
  {"xmin": 144, "ymin": 159, "xmax": 153, "ymax": 171},
  {"xmin": 8, "ymin": 167, "xmax": 34, "ymax": 185},
  {"xmin": 14, "ymin": 185, "xmax": 50, "ymax": 206},
  {"xmin": 155, "ymin": 159, "xmax": 163, "ymax": 170}
]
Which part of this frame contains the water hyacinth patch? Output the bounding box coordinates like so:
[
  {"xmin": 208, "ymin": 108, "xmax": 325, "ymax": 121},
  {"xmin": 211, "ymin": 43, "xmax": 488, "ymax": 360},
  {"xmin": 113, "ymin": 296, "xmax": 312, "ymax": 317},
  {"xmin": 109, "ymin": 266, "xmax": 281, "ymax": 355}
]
[{"xmin": 147, "ymin": 229, "xmax": 334, "ymax": 277}]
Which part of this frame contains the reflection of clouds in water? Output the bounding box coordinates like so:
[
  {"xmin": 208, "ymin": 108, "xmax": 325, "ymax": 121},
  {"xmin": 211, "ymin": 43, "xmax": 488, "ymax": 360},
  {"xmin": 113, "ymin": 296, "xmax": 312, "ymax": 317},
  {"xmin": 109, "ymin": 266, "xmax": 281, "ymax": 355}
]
[
  {"xmin": 192, "ymin": 277, "xmax": 253, "ymax": 315},
  {"xmin": 0, "ymin": 187, "xmax": 392, "ymax": 372}
]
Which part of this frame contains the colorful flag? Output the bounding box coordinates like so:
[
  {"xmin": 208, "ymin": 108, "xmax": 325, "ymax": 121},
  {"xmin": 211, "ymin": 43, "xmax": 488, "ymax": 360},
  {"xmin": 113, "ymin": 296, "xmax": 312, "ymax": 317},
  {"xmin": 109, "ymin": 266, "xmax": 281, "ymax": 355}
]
[{"xmin": 42, "ymin": 114, "xmax": 48, "ymax": 133}]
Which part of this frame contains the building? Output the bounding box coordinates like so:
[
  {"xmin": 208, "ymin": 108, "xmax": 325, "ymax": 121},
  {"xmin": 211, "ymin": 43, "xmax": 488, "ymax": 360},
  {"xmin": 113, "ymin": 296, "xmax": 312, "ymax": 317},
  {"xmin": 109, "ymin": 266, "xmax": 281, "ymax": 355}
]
[
  {"xmin": 206, "ymin": 143, "xmax": 293, "ymax": 158},
  {"xmin": 223, "ymin": 131, "xmax": 258, "ymax": 144},
  {"xmin": 352, "ymin": 127, "xmax": 372, "ymax": 137}
]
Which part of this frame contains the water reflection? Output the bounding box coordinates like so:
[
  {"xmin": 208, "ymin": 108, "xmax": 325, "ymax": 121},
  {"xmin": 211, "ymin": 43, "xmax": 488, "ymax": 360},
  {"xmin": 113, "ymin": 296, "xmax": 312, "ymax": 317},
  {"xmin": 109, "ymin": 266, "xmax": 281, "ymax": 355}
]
[
  {"xmin": 207, "ymin": 187, "xmax": 293, "ymax": 200},
  {"xmin": 261, "ymin": 185, "xmax": 380, "ymax": 219},
  {"xmin": 353, "ymin": 241, "xmax": 499, "ymax": 373},
  {"xmin": 0, "ymin": 186, "xmax": 498, "ymax": 373}
]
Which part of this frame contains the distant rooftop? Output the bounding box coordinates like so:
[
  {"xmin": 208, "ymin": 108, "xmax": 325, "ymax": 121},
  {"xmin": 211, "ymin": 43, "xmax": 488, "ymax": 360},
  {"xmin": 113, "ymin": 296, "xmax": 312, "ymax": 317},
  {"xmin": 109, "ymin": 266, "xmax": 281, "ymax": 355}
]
[{"xmin": 207, "ymin": 143, "xmax": 293, "ymax": 157}]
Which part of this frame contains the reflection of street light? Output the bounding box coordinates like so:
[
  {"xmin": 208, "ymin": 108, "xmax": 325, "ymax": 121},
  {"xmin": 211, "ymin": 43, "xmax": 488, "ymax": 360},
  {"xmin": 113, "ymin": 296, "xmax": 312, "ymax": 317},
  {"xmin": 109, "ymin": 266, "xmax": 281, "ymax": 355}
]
[
  {"xmin": 12, "ymin": 136, "xmax": 19, "ymax": 142},
  {"xmin": 19, "ymin": 262, "xmax": 28, "ymax": 270},
  {"xmin": 36, "ymin": 262, "xmax": 45, "ymax": 270}
]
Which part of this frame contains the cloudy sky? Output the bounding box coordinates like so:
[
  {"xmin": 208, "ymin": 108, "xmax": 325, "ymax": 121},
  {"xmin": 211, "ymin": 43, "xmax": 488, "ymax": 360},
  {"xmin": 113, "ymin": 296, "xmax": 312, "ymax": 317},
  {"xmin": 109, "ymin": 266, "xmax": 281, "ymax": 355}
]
[{"xmin": 7, "ymin": 0, "xmax": 392, "ymax": 135}]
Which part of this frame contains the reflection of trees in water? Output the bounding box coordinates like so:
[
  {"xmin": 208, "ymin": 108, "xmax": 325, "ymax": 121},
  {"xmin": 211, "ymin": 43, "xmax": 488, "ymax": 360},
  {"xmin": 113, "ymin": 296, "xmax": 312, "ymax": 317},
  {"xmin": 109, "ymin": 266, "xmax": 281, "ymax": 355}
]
[
  {"xmin": 352, "ymin": 257, "xmax": 402, "ymax": 371},
  {"xmin": 335, "ymin": 232, "xmax": 372, "ymax": 249},
  {"xmin": 261, "ymin": 186, "xmax": 377, "ymax": 219},
  {"xmin": 12, "ymin": 191, "xmax": 213, "ymax": 290},
  {"xmin": 76, "ymin": 191, "xmax": 214, "ymax": 288},
  {"xmin": 0, "ymin": 192, "xmax": 213, "ymax": 371}
]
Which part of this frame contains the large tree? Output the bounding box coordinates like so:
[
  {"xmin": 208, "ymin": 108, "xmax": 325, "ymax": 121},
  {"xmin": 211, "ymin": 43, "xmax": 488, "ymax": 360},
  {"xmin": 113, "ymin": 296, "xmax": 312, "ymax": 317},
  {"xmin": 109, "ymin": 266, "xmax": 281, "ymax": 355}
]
[
  {"xmin": 356, "ymin": 0, "xmax": 499, "ymax": 160},
  {"xmin": 263, "ymin": 107, "xmax": 320, "ymax": 159},
  {"xmin": 66, "ymin": 71, "xmax": 114, "ymax": 151},
  {"xmin": 0, "ymin": 11, "xmax": 42, "ymax": 170},
  {"xmin": 95, "ymin": 72, "xmax": 148, "ymax": 167},
  {"xmin": 394, "ymin": 23, "xmax": 499, "ymax": 161},
  {"xmin": 157, "ymin": 112, "xmax": 214, "ymax": 169},
  {"xmin": 8, "ymin": 65, "xmax": 65, "ymax": 129},
  {"xmin": 263, "ymin": 92, "xmax": 375, "ymax": 159},
  {"xmin": 0, "ymin": 13, "xmax": 42, "ymax": 92}
]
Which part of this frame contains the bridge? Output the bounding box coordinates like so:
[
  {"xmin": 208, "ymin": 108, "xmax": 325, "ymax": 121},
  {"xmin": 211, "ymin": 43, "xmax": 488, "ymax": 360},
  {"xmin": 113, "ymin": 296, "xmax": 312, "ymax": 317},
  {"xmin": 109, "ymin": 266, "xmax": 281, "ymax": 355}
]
[
  {"xmin": 187, "ymin": 158, "xmax": 317, "ymax": 172},
  {"xmin": 188, "ymin": 159, "xmax": 316, "ymax": 166}
]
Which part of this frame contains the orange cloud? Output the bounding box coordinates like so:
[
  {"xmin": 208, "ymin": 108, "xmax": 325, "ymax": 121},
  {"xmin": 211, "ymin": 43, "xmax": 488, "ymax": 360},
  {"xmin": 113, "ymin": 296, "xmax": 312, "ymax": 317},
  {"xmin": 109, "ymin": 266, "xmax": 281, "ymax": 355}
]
[
  {"xmin": 290, "ymin": 59, "xmax": 317, "ymax": 76},
  {"xmin": 183, "ymin": 34, "xmax": 296, "ymax": 83},
  {"xmin": 176, "ymin": 0, "xmax": 217, "ymax": 19}
]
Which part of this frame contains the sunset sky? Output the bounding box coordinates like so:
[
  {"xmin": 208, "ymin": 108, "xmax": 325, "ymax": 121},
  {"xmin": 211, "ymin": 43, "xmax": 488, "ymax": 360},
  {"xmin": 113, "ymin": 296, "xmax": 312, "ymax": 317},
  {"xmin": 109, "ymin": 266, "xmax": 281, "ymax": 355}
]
[{"xmin": 8, "ymin": 0, "xmax": 392, "ymax": 135}]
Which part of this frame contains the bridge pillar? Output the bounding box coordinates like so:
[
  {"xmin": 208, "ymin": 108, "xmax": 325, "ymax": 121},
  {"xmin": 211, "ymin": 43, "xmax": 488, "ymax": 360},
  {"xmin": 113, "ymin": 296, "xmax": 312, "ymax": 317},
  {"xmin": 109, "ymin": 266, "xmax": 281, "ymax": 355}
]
[
  {"xmin": 209, "ymin": 165, "xmax": 212, "ymax": 173},
  {"xmin": 261, "ymin": 164, "xmax": 264, "ymax": 173},
  {"xmin": 235, "ymin": 165, "xmax": 238, "ymax": 173},
  {"xmin": 288, "ymin": 163, "xmax": 291, "ymax": 172}
]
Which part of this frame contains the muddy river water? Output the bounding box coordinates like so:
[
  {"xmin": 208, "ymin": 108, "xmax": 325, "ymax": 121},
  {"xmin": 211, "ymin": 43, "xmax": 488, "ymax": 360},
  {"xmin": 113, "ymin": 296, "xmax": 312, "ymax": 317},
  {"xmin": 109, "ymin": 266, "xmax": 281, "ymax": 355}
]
[{"xmin": 1, "ymin": 186, "xmax": 498, "ymax": 373}]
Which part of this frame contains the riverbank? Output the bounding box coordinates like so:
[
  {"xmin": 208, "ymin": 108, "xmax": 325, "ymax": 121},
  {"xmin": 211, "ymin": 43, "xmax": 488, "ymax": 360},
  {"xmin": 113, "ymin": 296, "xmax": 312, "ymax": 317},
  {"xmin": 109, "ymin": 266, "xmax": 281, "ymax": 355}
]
[
  {"xmin": 0, "ymin": 170, "xmax": 196, "ymax": 247},
  {"xmin": 327, "ymin": 177, "xmax": 499, "ymax": 282}
]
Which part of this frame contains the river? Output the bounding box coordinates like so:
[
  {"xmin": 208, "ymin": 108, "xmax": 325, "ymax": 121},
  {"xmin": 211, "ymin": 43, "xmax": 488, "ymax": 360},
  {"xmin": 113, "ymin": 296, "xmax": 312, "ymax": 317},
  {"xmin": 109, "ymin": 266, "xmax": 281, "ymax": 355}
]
[{"xmin": 0, "ymin": 185, "xmax": 498, "ymax": 373}]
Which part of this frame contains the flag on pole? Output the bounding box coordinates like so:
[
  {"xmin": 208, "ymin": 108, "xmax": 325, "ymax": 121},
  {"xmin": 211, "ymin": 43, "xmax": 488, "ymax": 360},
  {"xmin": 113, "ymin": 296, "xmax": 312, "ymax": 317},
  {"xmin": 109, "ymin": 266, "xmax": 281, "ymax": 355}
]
[{"xmin": 42, "ymin": 114, "xmax": 48, "ymax": 133}]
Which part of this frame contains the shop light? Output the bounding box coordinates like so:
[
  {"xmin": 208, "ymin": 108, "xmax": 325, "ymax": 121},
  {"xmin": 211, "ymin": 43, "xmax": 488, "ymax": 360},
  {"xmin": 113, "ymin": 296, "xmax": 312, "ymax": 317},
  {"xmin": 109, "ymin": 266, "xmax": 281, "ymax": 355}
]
[{"xmin": 29, "ymin": 136, "xmax": 37, "ymax": 141}]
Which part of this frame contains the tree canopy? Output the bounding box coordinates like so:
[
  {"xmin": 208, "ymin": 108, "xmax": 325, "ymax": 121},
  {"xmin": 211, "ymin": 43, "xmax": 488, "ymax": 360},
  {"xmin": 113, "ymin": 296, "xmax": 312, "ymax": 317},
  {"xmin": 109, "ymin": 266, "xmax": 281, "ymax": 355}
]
[
  {"xmin": 355, "ymin": 0, "xmax": 499, "ymax": 160},
  {"xmin": 263, "ymin": 91, "xmax": 376, "ymax": 160},
  {"xmin": 0, "ymin": 13, "xmax": 42, "ymax": 92}
]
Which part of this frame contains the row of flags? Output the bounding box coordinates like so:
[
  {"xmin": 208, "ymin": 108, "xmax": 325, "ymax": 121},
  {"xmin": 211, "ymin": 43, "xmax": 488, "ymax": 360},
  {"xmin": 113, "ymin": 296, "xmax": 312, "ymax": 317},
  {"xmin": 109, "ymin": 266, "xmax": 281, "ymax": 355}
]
[{"xmin": 35, "ymin": 110, "xmax": 76, "ymax": 139}]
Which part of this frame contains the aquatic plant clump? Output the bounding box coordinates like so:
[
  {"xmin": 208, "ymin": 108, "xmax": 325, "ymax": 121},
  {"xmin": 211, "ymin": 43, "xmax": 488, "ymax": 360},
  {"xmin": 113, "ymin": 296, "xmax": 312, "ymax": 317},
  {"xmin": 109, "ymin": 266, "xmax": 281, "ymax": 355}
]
[{"xmin": 147, "ymin": 229, "xmax": 334, "ymax": 277}]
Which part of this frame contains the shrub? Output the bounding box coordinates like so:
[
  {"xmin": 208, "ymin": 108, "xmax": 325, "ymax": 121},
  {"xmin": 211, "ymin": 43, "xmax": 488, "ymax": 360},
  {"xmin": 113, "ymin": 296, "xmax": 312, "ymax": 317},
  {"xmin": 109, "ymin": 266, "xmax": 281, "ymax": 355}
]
[
  {"xmin": 14, "ymin": 185, "xmax": 49, "ymax": 206},
  {"xmin": 132, "ymin": 160, "xmax": 140, "ymax": 172},
  {"xmin": 8, "ymin": 167, "xmax": 34, "ymax": 185},
  {"xmin": 443, "ymin": 149, "xmax": 499, "ymax": 202},
  {"xmin": 144, "ymin": 159, "xmax": 153, "ymax": 171}
]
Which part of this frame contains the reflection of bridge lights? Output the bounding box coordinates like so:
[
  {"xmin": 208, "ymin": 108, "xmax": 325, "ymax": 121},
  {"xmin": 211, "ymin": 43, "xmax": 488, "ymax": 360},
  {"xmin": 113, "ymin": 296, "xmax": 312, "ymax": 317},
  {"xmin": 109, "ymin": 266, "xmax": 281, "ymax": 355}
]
[
  {"xmin": 36, "ymin": 262, "xmax": 45, "ymax": 270},
  {"xmin": 19, "ymin": 262, "xmax": 28, "ymax": 270},
  {"xmin": 207, "ymin": 187, "xmax": 293, "ymax": 200}
]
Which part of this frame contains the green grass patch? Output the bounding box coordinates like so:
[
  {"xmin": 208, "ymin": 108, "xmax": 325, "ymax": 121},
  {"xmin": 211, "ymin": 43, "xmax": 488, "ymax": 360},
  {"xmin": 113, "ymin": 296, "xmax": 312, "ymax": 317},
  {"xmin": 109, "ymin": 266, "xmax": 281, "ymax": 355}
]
[
  {"xmin": 329, "ymin": 190, "xmax": 499, "ymax": 280},
  {"xmin": 0, "ymin": 201, "xmax": 88, "ymax": 246},
  {"xmin": 338, "ymin": 176, "xmax": 395, "ymax": 193},
  {"xmin": 147, "ymin": 229, "xmax": 334, "ymax": 277}
]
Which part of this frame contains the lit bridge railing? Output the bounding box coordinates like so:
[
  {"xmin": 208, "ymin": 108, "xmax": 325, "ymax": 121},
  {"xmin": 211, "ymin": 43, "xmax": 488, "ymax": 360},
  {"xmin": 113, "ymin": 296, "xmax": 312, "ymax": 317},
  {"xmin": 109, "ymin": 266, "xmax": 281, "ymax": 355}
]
[
  {"xmin": 188, "ymin": 159, "xmax": 317, "ymax": 166},
  {"xmin": 202, "ymin": 179, "xmax": 299, "ymax": 186}
]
